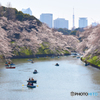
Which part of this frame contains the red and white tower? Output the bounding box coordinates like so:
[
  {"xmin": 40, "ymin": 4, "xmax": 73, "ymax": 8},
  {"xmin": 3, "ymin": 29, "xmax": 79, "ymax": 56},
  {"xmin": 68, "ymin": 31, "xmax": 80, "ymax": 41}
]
[{"xmin": 73, "ymin": 8, "xmax": 75, "ymax": 30}]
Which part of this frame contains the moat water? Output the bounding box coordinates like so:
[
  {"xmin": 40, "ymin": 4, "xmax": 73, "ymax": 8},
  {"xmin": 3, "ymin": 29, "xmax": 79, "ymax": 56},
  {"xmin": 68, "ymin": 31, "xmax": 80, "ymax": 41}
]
[{"xmin": 0, "ymin": 56, "xmax": 100, "ymax": 100}]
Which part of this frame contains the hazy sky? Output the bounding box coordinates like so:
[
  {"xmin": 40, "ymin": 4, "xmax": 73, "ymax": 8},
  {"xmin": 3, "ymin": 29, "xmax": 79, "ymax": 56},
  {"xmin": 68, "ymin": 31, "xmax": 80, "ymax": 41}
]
[{"xmin": 1, "ymin": 0, "xmax": 100, "ymax": 29}]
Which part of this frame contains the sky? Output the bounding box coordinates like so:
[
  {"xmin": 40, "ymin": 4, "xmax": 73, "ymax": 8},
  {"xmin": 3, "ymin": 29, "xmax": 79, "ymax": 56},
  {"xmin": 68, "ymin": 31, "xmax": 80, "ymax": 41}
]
[{"xmin": 1, "ymin": 0, "xmax": 100, "ymax": 29}]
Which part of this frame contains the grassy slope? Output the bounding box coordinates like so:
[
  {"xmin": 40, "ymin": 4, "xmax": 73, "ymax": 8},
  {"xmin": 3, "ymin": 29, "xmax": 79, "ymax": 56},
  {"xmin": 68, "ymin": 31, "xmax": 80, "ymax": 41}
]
[
  {"xmin": 13, "ymin": 42, "xmax": 70, "ymax": 56},
  {"xmin": 82, "ymin": 55, "xmax": 100, "ymax": 67},
  {"xmin": 36, "ymin": 42, "xmax": 70, "ymax": 55}
]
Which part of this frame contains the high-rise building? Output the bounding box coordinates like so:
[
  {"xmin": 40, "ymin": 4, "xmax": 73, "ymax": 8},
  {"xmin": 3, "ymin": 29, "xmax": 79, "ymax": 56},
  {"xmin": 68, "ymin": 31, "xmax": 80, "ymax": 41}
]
[
  {"xmin": 54, "ymin": 18, "xmax": 68, "ymax": 29},
  {"xmin": 22, "ymin": 8, "xmax": 32, "ymax": 15},
  {"xmin": 79, "ymin": 18, "xmax": 88, "ymax": 28},
  {"xmin": 40, "ymin": 13, "xmax": 53, "ymax": 28}
]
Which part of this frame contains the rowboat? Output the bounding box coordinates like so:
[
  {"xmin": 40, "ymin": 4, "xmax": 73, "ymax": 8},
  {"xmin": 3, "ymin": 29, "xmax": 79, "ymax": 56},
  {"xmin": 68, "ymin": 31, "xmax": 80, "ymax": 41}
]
[
  {"xmin": 27, "ymin": 85, "xmax": 36, "ymax": 88},
  {"xmin": 10, "ymin": 63, "xmax": 15, "ymax": 66},
  {"xmin": 5, "ymin": 63, "xmax": 15, "ymax": 66},
  {"xmin": 77, "ymin": 56, "xmax": 80, "ymax": 58},
  {"xmin": 55, "ymin": 63, "xmax": 59, "ymax": 66},
  {"xmin": 85, "ymin": 63, "xmax": 89, "ymax": 66},
  {"xmin": 6, "ymin": 67, "xmax": 15, "ymax": 69},
  {"xmin": 5, "ymin": 64, "xmax": 8, "ymax": 66},
  {"xmin": 33, "ymin": 70, "xmax": 38, "ymax": 74},
  {"xmin": 27, "ymin": 80, "xmax": 37, "ymax": 83},
  {"xmin": 55, "ymin": 64, "xmax": 59, "ymax": 66},
  {"xmin": 33, "ymin": 71, "xmax": 38, "ymax": 74}
]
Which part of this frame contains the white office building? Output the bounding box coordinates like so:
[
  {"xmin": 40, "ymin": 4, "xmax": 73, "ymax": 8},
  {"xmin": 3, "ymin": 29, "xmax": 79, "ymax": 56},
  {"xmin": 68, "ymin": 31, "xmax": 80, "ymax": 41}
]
[
  {"xmin": 40, "ymin": 13, "xmax": 53, "ymax": 28},
  {"xmin": 79, "ymin": 18, "xmax": 88, "ymax": 28},
  {"xmin": 54, "ymin": 18, "xmax": 69, "ymax": 29}
]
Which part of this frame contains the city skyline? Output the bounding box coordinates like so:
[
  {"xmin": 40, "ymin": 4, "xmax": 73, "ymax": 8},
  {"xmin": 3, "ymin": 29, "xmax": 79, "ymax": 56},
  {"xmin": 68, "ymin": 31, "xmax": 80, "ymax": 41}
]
[
  {"xmin": 1, "ymin": 0, "xmax": 100, "ymax": 29},
  {"xmin": 40, "ymin": 13, "xmax": 88, "ymax": 29},
  {"xmin": 21, "ymin": 8, "xmax": 89, "ymax": 29}
]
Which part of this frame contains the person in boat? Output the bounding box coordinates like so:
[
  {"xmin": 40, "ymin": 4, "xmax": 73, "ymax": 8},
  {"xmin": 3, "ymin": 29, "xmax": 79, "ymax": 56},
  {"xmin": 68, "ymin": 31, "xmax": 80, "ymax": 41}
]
[
  {"xmin": 34, "ymin": 70, "xmax": 37, "ymax": 72},
  {"xmin": 32, "ymin": 78, "xmax": 34, "ymax": 81},
  {"xmin": 31, "ymin": 83, "xmax": 33, "ymax": 86},
  {"xmin": 56, "ymin": 63, "xmax": 59, "ymax": 66},
  {"xmin": 8, "ymin": 61, "xmax": 11, "ymax": 64},
  {"xmin": 5, "ymin": 61, "xmax": 8, "ymax": 64},
  {"xmin": 5, "ymin": 64, "xmax": 8, "ymax": 66},
  {"xmin": 29, "ymin": 78, "xmax": 30, "ymax": 80},
  {"xmin": 28, "ymin": 82, "xmax": 33, "ymax": 86},
  {"xmin": 28, "ymin": 82, "xmax": 31, "ymax": 85},
  {"xmin": 5, "ymin": 62, "xmax": 8, "ymax": 66}
]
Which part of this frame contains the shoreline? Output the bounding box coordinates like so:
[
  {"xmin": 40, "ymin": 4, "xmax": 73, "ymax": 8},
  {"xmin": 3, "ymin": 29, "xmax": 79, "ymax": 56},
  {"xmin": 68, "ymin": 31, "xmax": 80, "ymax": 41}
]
[
  {"xmin": 81, "ymin": 58, "xmax": 100, "ymax": 70},
  {"xmin": 10, "ymin": 53, "xmax": 70, "ymax": 59}
]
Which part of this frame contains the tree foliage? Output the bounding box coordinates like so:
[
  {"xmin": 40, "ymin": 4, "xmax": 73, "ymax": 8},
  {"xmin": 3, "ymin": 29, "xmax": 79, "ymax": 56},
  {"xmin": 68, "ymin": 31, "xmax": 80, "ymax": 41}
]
[
  {"xmin": 0, "ymin": 16, "xmax": 79, "ymax": 58},
  {"xmin": 56, "ymin": 28, "xmax": 84, "ymax": 35},
  {"xmin": 56, "ymin": 28, "xmax": 71, "ymax": 35},
  {"xmin": 0, "ymin": 6, "xmax": 41, "ymax": 25},
  {"xmin": 70, "ymin": 30, "xmax": 77, "ymax": 35}
]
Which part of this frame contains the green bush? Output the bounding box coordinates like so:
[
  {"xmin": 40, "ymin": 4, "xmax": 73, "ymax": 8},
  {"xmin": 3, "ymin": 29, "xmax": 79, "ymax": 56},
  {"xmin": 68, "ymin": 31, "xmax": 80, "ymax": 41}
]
[
  {"xmin": 36, "ymin": 43, "xmax": 53, "ymax": 54},
  {"xmin": 13, "ymin": 46, "xmax": 33, "ymax": 56}
]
